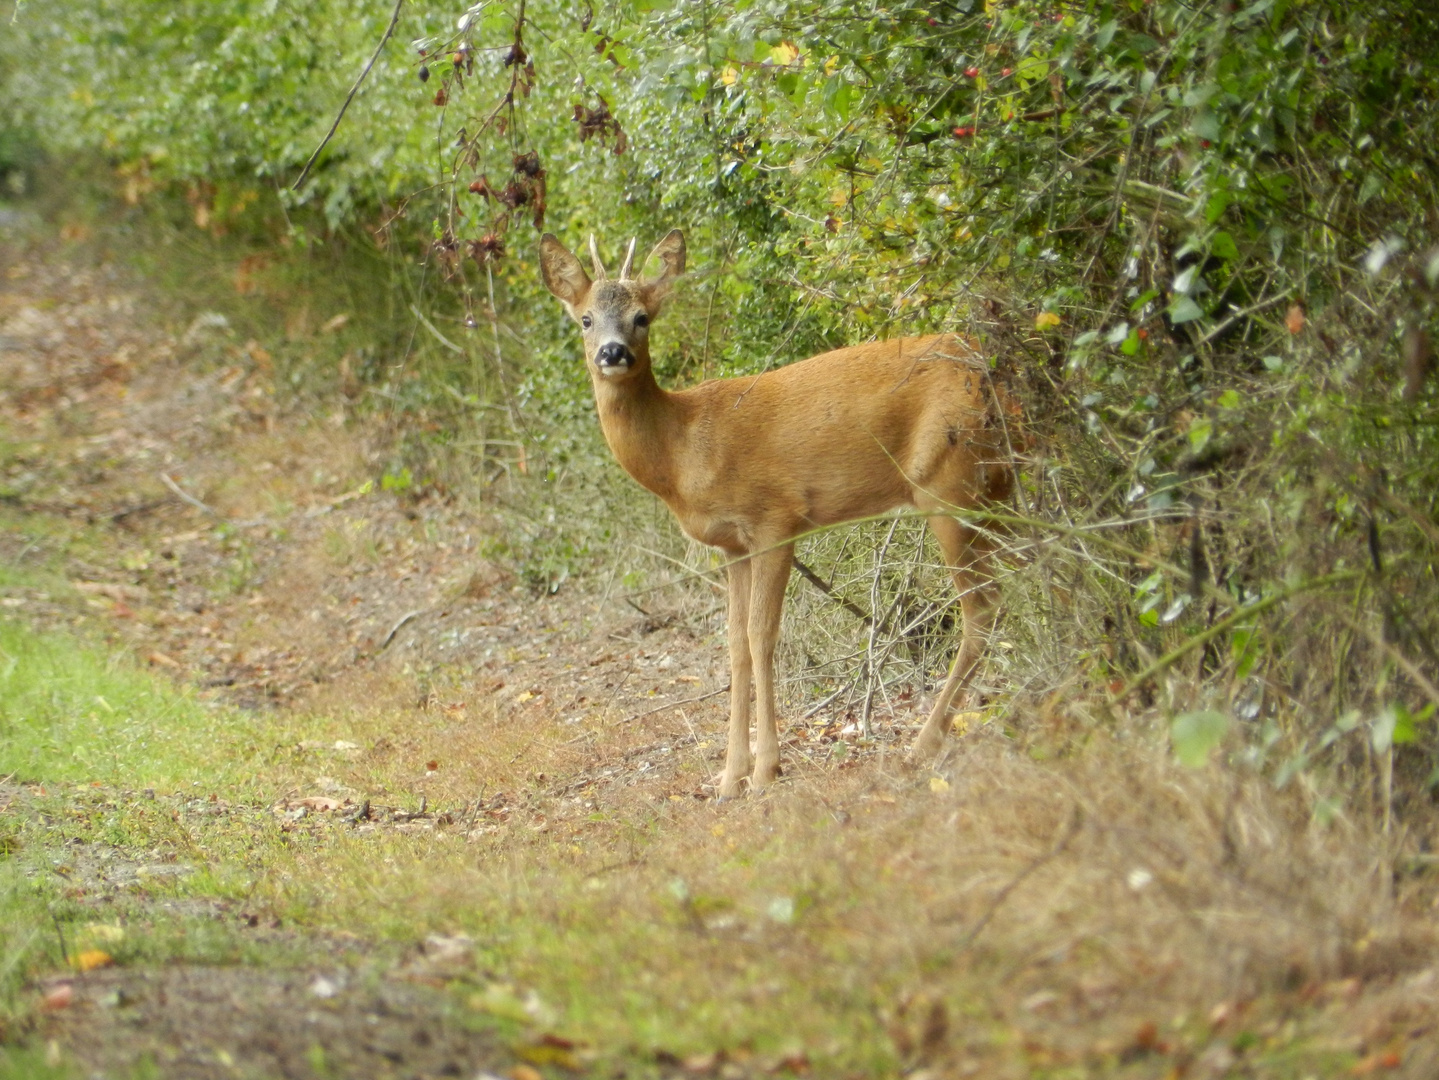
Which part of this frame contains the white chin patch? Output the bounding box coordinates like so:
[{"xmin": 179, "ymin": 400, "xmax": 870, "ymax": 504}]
[{"xmin": 597, "ymin": 363, "xmax": 630, "ymax": 377}]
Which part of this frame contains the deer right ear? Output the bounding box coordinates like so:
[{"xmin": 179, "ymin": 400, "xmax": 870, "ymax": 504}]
[
  {"xmin": 539, "ymin": 234, "xmax": 592, "ymax": 316},
  {"xmin": 643, "ymin": 229, "xmax": 686, "ymax": 301}
]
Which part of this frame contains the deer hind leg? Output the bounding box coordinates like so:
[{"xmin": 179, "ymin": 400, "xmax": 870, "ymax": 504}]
[
  {"xmin": 913, "ymin": 514, "xmax": 998, "ymax": 759},
  {"xmin": 719, "ymin": 556, "xmax": 755, "ymax": 799},
  {"xmin": 746, "ymin": 544, "xmax": 793, "ymax": 793}
]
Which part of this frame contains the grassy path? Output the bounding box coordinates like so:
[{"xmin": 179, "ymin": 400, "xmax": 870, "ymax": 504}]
[{"xmin": 1, "ymin": 212, "xmax": 1438, "ymax": 1079}]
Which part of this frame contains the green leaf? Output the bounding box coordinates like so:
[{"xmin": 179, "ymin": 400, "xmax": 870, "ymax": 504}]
[
  {"xmin": 1217, "ymin": 389, "xmax": 1241, "ymax": 408},
  {"xmin": 1187, "ymin": 417, "xmax": 1213, "ymax": 453},
  {"xmin": 1172, "ymin": 710, "xmax": 1228, "ymax": 768},
  {"xmin": 1210, "ymin": 231, "xmax": 1239, "ymax": 261},
  {"xmin": 1206, "ymin": 190, "xmax": 1234, "ymax": 223},
  {"xmin": 1168, "ymin": 295, "xmax": 1205, "ymax": 324},
  {"xmin": 1191, "ymin": 110, "xmax": 1220, "ymax": 141}
]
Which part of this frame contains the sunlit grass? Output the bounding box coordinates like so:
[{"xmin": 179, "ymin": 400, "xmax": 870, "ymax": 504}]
[{"xmin": 0, "ymin": 617, "xmax": 274, "ymax": 792}]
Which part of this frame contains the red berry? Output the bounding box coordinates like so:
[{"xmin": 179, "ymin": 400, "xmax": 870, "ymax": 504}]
[
  {"xmin": 1001, "ymin": 67, "xmax": 1013, "ymax": 76},
  {"xmin": 927, "ymin": 17, "xmax": 938, "ymax": 26},
  {"xmin": 964, "ymin": 66, "xmax": 979, "ymax": 78}
]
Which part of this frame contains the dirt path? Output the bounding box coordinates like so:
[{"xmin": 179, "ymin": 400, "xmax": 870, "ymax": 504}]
[
  {"xmin": 0, "ymin": 215, "xmax": 741, "ymax": 1077},
  {"xmin": 0, "ymin": 203, "xmax": 898, "ymax": 1080}
]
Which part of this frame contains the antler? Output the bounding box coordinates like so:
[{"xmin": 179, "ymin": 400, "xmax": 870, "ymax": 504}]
[
  {"xmin": 588, "ymin": 234, "xmax": 608, "ymax": 280},
  {"xmin": 618, "ymin": 237, "xmax": 637, "ymax": 280}
]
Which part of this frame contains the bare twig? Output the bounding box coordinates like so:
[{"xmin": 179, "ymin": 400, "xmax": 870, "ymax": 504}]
[
  {"xmin": 378, "ymin": 609, "xmax": 427, "ymax": 652},
  {"xmin": 957, "ymin": 806, "xmax": 1082, "ymax": 951},
  {"xmin": 410, "ymin": 303, "xmax": 465, "ymax": 354},
  {"xmin": 861, "ymin": 518, "xmax": 901, "ymax": 737},
  {"xmin": 159, "ymin": 473, "xmax": 218, "ymax": 518},
  {"xmin": 792, "ymin": 556, "xmax": 871, "ymax": 624},
  {"xmin": 293, "ymin": 0, "xmax": 406, "ymax": 191},
  {"xmin": 620, "ymin": 684, "xmax": 731, "ymax": 724},
  {"xmin": 1354, "ymin": 623, "xmax": 1439, "ymax": 712}
]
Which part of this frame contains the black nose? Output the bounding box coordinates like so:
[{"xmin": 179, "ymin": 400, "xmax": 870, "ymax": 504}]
[{"xmin": 595, "ymin": 342, "xmax": 634, "ymax": 367}]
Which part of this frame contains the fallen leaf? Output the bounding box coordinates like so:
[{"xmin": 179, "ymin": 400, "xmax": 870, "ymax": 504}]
[
  {"xmin": 1035, "ymin": 311, "xmax": 1062, "ymax": 330},
  {"xmin": 514, "ymin": 690, "xmax": 536, "ymax": 704},
  {"xmin": 516, "ymin": 1032, "xmax": 582, "ymax": 1070},
  {"xmin": 1285, "ymin": 304, "xmax": 1306, "ymax": 334},
  {"xmin": 770, "ymin": 1052, "xmax": 810, "ymax": 1075},
  {"xmin": 295, "ymin": 796, "xmax": 343, "ymax": 812},
  {"xmin": 72, "ymin": 949, "xmax": 112, "ymax": 972},
  {"xmin": 1351, "ymin": 1049, "xmax": 1403, "ymax": 1074},
  {"xmin": 929, "ymin": 776, "xmax": 950, "ymax": 793},
  {"xmin": 509, "ymin": 1067, "xmax": 543, "ymax": 1080},
  {"xmin": 148, "ymin": 651, "xmax": 181, "ymax": 668},
  {"xmin": 42, "ymin": 984, "xmax": 74, "ymax": 1010},
  {"xmin": 321, "ymin": 313, "xmax": 351, "ymax": 333},
  {"xmin": 1130, "ymin": 1020, "xmax": 1161, "ymax": 1052},
  {"xmin": 683, "ymin": 1051, "xmax": 723, "ymax": 1074}
]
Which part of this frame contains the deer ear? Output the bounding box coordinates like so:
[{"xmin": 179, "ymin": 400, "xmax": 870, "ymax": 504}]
[
  {"xmin": 539, "ymin": 234, "xmax": 592, "ymax": 315},
  {"xmin": 643, "ymin": 229, "xmax": 686, "ymax": 300}
]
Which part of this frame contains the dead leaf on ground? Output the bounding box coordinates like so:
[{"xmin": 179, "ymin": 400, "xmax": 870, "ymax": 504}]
[
  {"xmin": 1285, "ymin": 304, "xmax": 1306, "ymax": 334},
  {"xmin": 42, "ymin": 984, "xmax": 74, "ymax": 1010},
  {"xmin": 1351, "ymin": 1050, "xmax": 1403, "ymax": 1075},
  {"xmin": 72, "ymin": 949, "xmax": 113, "ymax": 972},
  {"xmin": 287, "ymin": 796, "xmax": 345, "ymax": 812}
]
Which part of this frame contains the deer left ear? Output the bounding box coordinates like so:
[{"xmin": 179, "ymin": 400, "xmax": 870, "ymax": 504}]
[
  {"xmin": 539, "ymin": 233, "xmax": 593, "ymax": 316},
  {"xmin": 641, "ymin": 229, "xmax": 686, "ymax": 306}
]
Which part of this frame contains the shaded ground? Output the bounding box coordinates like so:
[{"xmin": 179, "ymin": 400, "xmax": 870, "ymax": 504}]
[{"xmin": 5, "ymin": 210, "xmax": 1439, "ymax": 1080}]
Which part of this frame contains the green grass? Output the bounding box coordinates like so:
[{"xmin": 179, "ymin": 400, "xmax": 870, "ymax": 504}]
[
  {"xmin": 0, "ymin": 569, "xmax": 303, "ymax": 1045},
  {"xmin": 0, "ymin": 617, "xmax": 271, "ymax": 792}
]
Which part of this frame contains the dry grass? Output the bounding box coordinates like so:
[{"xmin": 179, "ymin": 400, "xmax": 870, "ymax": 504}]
[{"xmin": 249, "ymin": 661, "xmax": 1439, "ymax": 1076}]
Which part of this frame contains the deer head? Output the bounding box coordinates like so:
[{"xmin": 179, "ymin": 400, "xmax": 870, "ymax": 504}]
[{"xmin": 539, "ymin": 230, "xmax": 686, "ymax": 379}]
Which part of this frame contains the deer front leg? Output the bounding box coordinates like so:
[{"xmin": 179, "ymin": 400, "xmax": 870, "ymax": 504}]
[
  {"xmin": 747, "ymin": 544, "xmax": 793, "ymax": 793},
  {"xmin": 719, "ymin": 556, "xmax": 754, "ymax": 799},
  {"xmin": 913, "ymin": 517, "xmax": 997, "ymax": 760}
]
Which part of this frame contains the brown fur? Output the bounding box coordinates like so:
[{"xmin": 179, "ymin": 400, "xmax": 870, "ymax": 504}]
[{"xmin": 541, "ymin": 229, "xmax": 1015, "ymax": 797}]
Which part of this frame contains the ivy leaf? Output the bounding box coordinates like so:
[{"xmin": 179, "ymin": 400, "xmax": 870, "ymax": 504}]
[{"xmin": 1171, "ymin": 710, "xmax": 1228, "ymax": 767}]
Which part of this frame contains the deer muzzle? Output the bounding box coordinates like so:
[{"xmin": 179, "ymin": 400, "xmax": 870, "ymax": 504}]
[{"xmin": 594, "ymin": 341, "xmax": 636, "ymax": 376}]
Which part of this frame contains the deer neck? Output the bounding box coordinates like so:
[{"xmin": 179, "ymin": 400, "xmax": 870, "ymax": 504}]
[{"xmin": 590, "ymin": 363, "xmax": 684, "ymax": 501}]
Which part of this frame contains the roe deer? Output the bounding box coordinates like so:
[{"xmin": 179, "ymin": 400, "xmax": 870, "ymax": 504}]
[{"xmin": 540, "ymin": 229, "xmax": 1016, "ymax": 797}]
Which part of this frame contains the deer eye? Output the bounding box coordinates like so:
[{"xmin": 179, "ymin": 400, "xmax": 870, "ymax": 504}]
[
  {"xmin": 634, "ymin": 312, "xmax": 649, "ymax": 329},
  {"xmin": 581, "ymin": 314, "xmax": 593, "ymax": 330}
]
